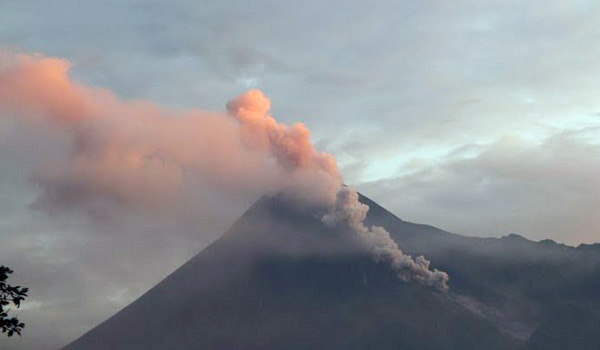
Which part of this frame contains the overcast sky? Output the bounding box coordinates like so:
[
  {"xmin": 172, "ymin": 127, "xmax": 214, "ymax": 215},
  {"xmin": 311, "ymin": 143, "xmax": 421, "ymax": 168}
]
[{"xmin": 1, "ymin": 1, "xmax": 600, "ymax": 349}]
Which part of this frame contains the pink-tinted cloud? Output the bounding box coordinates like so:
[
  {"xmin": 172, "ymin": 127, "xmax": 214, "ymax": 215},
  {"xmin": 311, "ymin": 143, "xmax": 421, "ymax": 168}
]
[{"xmin": 0, "ymin": 51, "xmax": 448, "ymax": 291}]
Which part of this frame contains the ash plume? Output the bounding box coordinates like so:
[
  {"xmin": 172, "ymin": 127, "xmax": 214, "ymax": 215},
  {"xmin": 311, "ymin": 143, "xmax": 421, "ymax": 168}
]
[
  {"xmin": 323, "ymin": 187, "xmax": 449, "ymax": 291},
  {"xmin": 0, "ymin": 51, "xmax": 448, "ymax": 291}
]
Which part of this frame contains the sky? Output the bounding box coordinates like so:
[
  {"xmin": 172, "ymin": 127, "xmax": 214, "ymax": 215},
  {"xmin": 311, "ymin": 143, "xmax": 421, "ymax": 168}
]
[{"xmin": 1, "ymin": 1, "xmax": 599, "ymax": 349}]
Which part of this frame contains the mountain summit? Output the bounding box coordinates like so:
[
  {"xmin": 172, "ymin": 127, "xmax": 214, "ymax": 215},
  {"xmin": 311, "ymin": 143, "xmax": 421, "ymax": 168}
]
[{"xmin": 62, "ymin": 195, "xmax": 600, "ymax": 350}]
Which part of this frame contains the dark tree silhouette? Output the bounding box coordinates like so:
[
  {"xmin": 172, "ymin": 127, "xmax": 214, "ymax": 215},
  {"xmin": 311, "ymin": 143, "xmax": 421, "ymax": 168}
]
[{"xmin": 0, "ymin": 265, "xmax": 28, "ymax": 337}]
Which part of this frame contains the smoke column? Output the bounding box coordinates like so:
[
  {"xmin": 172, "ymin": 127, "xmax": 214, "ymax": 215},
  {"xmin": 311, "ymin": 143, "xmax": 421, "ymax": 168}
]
[
  {"xmin": 0, "ymin": 52, "xmax": 448, "ymax": 291},
  {"xmin": 323, "ymin": 187, "xmax": 449, "ymax": 291},
  {"xmin": 227, "ymin": 90, "xmax": 449, "ymax": 291}
]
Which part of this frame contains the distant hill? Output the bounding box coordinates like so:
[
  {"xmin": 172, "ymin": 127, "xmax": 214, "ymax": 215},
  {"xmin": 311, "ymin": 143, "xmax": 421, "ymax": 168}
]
[{"xmin": 62, "ymin": 194, "xmax": 600, "ymax": 350}]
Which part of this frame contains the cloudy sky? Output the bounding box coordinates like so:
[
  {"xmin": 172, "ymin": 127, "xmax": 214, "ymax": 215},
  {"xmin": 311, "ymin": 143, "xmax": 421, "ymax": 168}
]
[{"xmin": 1, "ymin": 1, "xmax": 600, "ymax": 349}]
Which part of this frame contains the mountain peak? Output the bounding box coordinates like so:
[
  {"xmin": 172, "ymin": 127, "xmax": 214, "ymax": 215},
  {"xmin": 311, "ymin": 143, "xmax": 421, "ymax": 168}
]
[
  {"xmin": 62, "ymin": 194, "xmax": 518, "ymax": 350},
  {"xmin": 502, "ymin": 233, "xmax": 531, "ymax": 241}
]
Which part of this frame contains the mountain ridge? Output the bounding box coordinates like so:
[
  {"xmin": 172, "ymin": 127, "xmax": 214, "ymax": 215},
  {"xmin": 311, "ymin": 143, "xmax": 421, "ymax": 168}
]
[
  {"xmin": 61, "ymin": 193, "xmax": 600, "ymax": 350},
  {"xmin": 62, "ymin": 195, "xmax": 521, "ymax": 350}
]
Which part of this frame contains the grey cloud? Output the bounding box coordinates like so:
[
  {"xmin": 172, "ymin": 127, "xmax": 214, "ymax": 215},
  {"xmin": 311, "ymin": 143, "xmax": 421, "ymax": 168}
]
[{"xmin": 358, "ymin": 129, "xmax": 600, "ymax": 245}]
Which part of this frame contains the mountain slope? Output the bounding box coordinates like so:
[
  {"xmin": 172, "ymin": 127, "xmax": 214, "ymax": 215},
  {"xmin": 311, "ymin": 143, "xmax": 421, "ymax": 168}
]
[
  {"xmin": 62, "ymin": 195, "xmax": 519, "ymax": 350},
  {"xmin": 360, "ymin": 194, "xmax": 600, "ymax": 347}
]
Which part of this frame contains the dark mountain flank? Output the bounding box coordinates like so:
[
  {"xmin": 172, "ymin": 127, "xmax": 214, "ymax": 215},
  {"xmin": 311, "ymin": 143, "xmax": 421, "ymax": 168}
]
[{"xmin": 63, "ymin": 195, "xmax": 600, "ymax": 350}]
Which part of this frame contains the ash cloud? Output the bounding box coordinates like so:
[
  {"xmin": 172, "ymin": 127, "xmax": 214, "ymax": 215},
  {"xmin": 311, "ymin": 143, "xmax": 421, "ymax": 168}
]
[
  {"xmin": 0, "ymin": 51, "xmax": 448, "ymax": 291},
  {"xmin": 323, "ymin": 187, "xmax": 449, "ymax": 291},
  {"xmin": 227, "ymin": 90, "xmax": 449, "ymax": 291}
]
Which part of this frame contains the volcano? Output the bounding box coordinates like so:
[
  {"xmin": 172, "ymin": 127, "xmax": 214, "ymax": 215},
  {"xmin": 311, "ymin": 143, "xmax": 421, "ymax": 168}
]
[{"xmin": 62, "ymin": 195, "xmax": 600, "ymax": 350}]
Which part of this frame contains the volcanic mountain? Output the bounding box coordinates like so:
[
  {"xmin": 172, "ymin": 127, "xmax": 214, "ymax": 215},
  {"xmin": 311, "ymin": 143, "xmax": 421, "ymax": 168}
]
[{"xmin": 62, "ymin": 195, "xmax": 600, "ymax": 350}]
